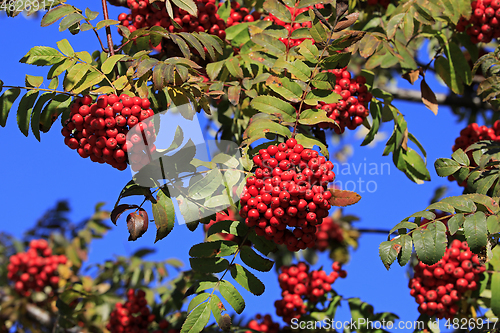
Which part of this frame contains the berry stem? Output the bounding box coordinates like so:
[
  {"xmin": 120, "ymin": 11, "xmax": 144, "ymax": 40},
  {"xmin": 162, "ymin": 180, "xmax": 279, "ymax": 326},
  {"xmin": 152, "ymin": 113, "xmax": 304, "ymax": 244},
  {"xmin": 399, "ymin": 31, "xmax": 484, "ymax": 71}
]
[{"xmin": 101, "ymin": 0, "xmax": 116, "ymax": 56}]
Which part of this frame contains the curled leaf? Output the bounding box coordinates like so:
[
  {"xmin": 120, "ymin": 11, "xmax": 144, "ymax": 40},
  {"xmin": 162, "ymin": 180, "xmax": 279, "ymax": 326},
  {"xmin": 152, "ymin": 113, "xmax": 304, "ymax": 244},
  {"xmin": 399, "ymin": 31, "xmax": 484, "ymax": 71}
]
[
  {"xmin": 421, "ymin": 78, "xmax": 438, "ymax": 115},
  {"xmin": 127, "ymin": 208, "xmax": 149, "ymax": 241},
  {"xmin": 111, "ymin": 204, "xmax": 140, "ymax": 225}
]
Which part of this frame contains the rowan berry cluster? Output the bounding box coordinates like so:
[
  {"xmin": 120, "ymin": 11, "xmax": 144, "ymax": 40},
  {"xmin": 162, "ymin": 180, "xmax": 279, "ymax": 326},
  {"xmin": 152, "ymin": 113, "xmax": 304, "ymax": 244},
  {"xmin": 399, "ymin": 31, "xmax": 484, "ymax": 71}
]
[
  {"xmin": 107, "ymin": 289, "xmax": 156, "ymax": 333},
  {"xmin": 409, "ymin": 240, "xmax": 486, "ymax": 319},
  {"xmin": 314, "ymin": 216, "xmax": 344, "ymax": 251},
  {"xmin": 118, "ymin": 0, "xmax": 258, "ymax": 40},
  {"xmin": 366, "ymin": 0, "xmax": 390, "ymax": 8},
  {"xmin": 239, "ymin": 138, "xmax": 335, "ymax": 251},
  {"xmin": 62, "ymin": 94, "xmax": 156, "ymax": 171},
  {"xmin": 7, "ymin": 239, "xmax": 67, "ymax": 297},
  {"xmin": 456, "ymin": 0, "xmax": 500, "ymax": 43},
  {"xmin": 318, "ymin": 68, "xmax": 371, "ymax": 134},
  {"xmin": 246, "ymin": 314, "xmax": 281, "ymax": 333},
  {"xmin": 275, "ymin": 262, "xmax": 346, "ymax": 323},
  {"xmin": 448, "ymin": 121, "xmax": 500, "ymax": 186},
  {"xmin": 263, "ymin": 4, "xmax": 323, "ymax": 47}
]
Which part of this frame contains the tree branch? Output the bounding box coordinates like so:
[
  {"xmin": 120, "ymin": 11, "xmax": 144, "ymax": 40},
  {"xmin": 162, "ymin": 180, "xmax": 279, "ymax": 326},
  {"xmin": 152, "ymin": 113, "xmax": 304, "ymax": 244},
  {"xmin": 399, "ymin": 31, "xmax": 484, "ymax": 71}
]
[
  {"xmin": 382, "ymin": 85, "xmax": 489, "ymax": 110},
  {"xmin": 101, "ymin": 0, "xmax": 115, "ymax": 56}
]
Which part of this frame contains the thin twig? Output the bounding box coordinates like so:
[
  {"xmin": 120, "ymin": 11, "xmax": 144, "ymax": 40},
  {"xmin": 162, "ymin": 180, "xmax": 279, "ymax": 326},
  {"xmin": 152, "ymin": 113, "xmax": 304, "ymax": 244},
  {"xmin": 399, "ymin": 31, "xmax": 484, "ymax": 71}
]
[
  {"xmin": 2, "ymin": 85, "xmax": 75, "ymax": 96},
  {"xmin": 101, "ymin": 0, "xmax": 115, "ymax": 56},
  {"xmin": 92, "ymin": 28, "xmax": 109, "ymax": 53}
]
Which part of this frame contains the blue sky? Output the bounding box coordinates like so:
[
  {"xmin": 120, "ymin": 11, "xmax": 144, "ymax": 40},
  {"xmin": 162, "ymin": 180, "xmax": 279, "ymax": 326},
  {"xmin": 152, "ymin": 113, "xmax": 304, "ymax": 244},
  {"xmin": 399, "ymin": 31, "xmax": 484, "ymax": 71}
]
[{"xmin": 0, "ymin": 3, "xmax": 478, "ymax": 331}]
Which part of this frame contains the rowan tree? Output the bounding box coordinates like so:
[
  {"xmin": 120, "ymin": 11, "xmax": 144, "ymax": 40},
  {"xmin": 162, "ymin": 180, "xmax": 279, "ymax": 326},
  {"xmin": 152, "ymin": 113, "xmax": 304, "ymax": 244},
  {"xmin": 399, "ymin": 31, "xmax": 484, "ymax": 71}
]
[{"xmin": 1, "ymin": 0, "xmax": 500, "ymax": 332}]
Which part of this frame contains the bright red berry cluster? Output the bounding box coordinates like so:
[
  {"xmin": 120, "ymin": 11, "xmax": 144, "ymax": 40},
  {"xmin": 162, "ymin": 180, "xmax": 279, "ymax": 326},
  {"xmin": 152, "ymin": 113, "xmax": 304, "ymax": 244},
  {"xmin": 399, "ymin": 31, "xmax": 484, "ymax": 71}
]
[
  {"xmin": 318, "ymin": 68, "xmax": 371, "ymax": 134},
  {"xmin": 107, "ymin": 289, "xmax": 156, "ymax": 333},
  {"xmin": 409, "ymin": 240, "xmax": 486, "ymax": 319},
  {"xmin": 239, "ymin": 138, "xmax": 335, "ymax": 251},
  {"xmin": 456, "ymin": 0, "xmax": 500, "ymax": 43},
  {"xmin": 275, "ymin": 262, "xmax": 346, "ymax": 323},
  {"xmin": 118, "ymin": 0, "xmax": 258, "ymax": 40},
  {"xmin": 204, "ymin": 209, "xmax": 238, "ymax": 242},
  {"xmin": 263, "ymin": 5, "xmax": 323, "ymax": 47},
  {"xmin": 314, "ymin": 216, "xmax": 344, "ymax": 251},
  {"xmin": 7, "ymin": 239, "xmax": 67, "ymax": 297},
  {"xmin": 448, "ymin": 122, "xmax": 500, "ymax": 186},
  {"xmin": 245, "ymin": 314, "xmax": 281, "ymax": 333},
  {"xmin": 366, "ymin": 0, "xmax": 390, "ymax": 8},
  {"xmin": 62, "ymin": 94, "xmax": 156, "ymax": 171}
]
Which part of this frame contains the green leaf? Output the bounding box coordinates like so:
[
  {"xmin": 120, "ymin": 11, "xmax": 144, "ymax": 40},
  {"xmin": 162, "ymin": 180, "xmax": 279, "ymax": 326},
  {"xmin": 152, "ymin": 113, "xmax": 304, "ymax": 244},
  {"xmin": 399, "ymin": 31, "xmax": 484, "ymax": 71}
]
[
  {"xmin": 304, "ymin": 90, "xmax": 340, "ymax": 105},
  {"xmin": 247, "ymin": 230, "xmax": 277, "ymax": 256},
  {"xmin": 426, "ymin": 202, "xmax": 455, "ymax": 214},
  {"xmin": 72, "ymin": 72, "xmax": 106, "ymax": 95},
  {"xmin": 435, "ymin": 55, "xmax": 463, "ymax": 95},
  {"xmin": 47, "ymin": 58, "xmax": 76, "ymax": 79},
  {"xmin": 85, "ymin": 8, "xmax": 99, "ymax": 20},
  {"xmin": 397, "ymin": 234, "xmax": 413, "ymax": 266},
  {"xmin": 298, "ymin": 108, "xmax": 335, "ymax": 126},
  {"xmin": 434, "ymin": 158, "xmax": 461, "ymax": 177},
  {"xmin": 361, "ymin": 101, "xmax": 381, "ymax": 146},
  {"xmin": 189, "ymin": 240, "xmax": 239, "ymax": 258},
  {"xmin": 188, "ymin": 169, "xmax": 223, "ymax": 200},
  {"xmin": 219, "ymin": 280, "xmax": 245, "ymax": 314},
  {"xmin": 102, "ymin": 55, "xmax": 126, "ymax": 75},
  {"xmin": 59, "ymin": 13, "xmax": 85, "ymax": 32},
  {"xmin": 207, "ymin": 220, "xmax": 247, "ymax": 238},
  {"xmin": 263, "ymin": 0, "xmax": 292, "ymax": 22},
  {"xmin": 308, "ymin": 16, "xmax": 327, "ymax": 44},
  {"xmin": 20, "ymin": 46, "xmax": 65, "ymax": 66},
  {"xmin": 181, "ymin": 301, "xmax": 211, "ymax": 333},
  {"xmin": 441, "ymin": 196, "xmax": 477, "ymax": 213},
  {"xmin": 266, "ymin": 76, "xmax": 302, "ymax": 103},
  {"xmin": 189, "ymin": 257, "xmax": 229, "ymax": 273},
  {"xmin": 412, "ymin": 222, "xmax": 447, "ymax": 265},
  {"xmin": 229, "ymin": 264, "xmax": 265, "ymax": 296},
  {"xmin": 0, "ymin": 88, "xmax": 21, "ymax": 127},
  {"xmin": 17, "ymin": 90, "xmax": 39, "ymax": 137},
  {"xmin": 25, "ymin": 75, "xmax": 43, "ymax": 88},
  {"xmin": 41, "ymin": 4, "xmax": 76, "ymax": 27},
  {"xmin": 488, "ymin": 215, "xmax": 500, "ymax": 234},
  {"xmin": 31, "ymin": 92, "xmax": 56, "ymax": 141},
  {"xmin": 209, "ymin": 294, "xmax": 224, "ymax": 330},
  {"xmin": 297, "ymin": 39, "xmax": 319, "ymax": 63},
  {"xmin": 242, "ymin": 115, "xmax": 292, "ymax": 146},
  {"xmin": 379, "ymin": 240, "xmax": 399, "ymax": 270},
  {"xmin": 187, "ymin": 293, "xmax": 210, "ymax": 313},
  {"xmin": 386, "ymin": 13, "xmax": 405, "ymax": 39},
  {"xmin": 250, "ymin": 96, "xmax": 296, "ymax": 122},
  {"xmin": 239, "ymin": 246, "xmax": 274, "ymax": 272},
  {"xmin": 216, "ymin": 0, "xmax": 231, "ymax": 21},
  {"xmin": 491, "ymin": 272, "xmax": 500, "ymax": 317},
  {"xmin": 63, "ymin": 63, "xmax": 90, "ymax": 92},
  {"xmin": 152, "ymin": 189, "xmax": 175, "ymax": 243},
  {"xmin": 389, "ymin": 221, "xmax": 418, "ymax": 235},
  {"xmin": 95, "ymin": 19, "xmax": 120, "ymax": 30},
  {"xmin": 171, "ymin": 0, "xmax": 197, "ymax": 16},
  {"xmin": 274, "ymin": 58, "xmax": 311, "ymax": 81},
  {"xmin": 448, "ymin": 213, "xmax": 465, "ymax": 235},
  {"xmin": 464, "ymin": 212, "xmax": 488, "ymax": 253},
  {"xmin": 403, "ymin": 148, "xmax": 430, "ymax": 181},
  {"xmin": 204, "ymin": 194, "xmax": 231, "ymax": 208},
  {"xmin": 56, "ymin": 39, "xmax": 75, "ymax": 57},
  {"xmin": 251, "ymin": 33, "xmax": 286, "ymax": 57},
  {"xmin": 225, "ymin": 57, "xmax": 244, "ymax": 79}
]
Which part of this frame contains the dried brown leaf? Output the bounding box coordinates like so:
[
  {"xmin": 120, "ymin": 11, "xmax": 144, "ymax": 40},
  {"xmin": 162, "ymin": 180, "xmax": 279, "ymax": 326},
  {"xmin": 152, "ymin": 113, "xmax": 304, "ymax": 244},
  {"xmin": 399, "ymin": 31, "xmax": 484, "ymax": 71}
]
[
  {"xmin": 421, "ymin": 78, "xmax": 438, "ymax": 115},
  {"xmin": 329, "ymin": 189, "xmax": 361, "ymax": 207}
]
